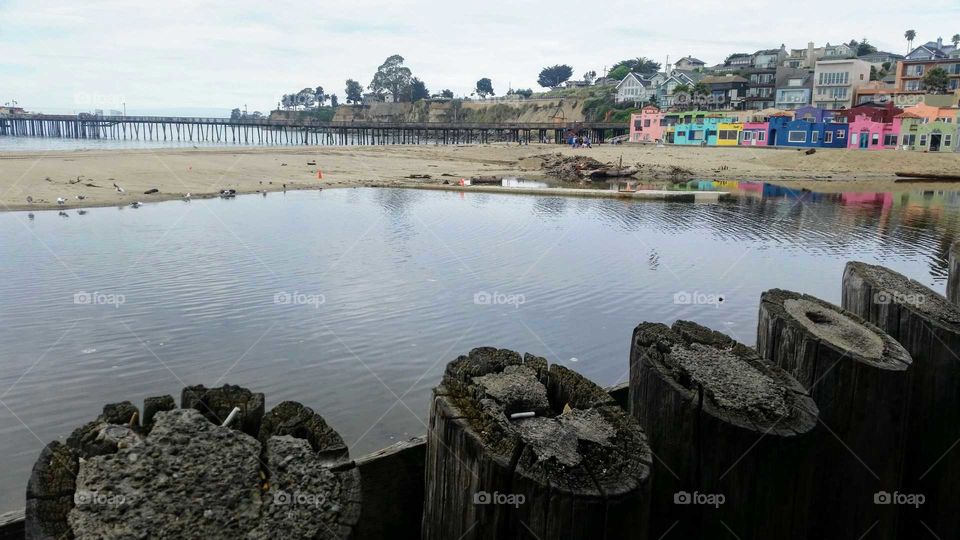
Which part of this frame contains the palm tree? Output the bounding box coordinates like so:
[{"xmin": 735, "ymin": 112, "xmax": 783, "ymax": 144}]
[
  {"xmin": 952, "ymin": 34, "xmax": 960, "ymax": 48},
  {"xmin": 905, "ymin": 29, "xmax": 916, "ymax": 51}
]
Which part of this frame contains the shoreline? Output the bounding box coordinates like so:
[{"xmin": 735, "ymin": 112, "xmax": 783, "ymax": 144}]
[{"xmin": 2, "ymin": 143, "xmax": 959, "ymax": 211}]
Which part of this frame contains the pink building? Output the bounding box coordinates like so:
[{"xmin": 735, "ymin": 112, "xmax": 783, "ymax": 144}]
[
  {"xmin": 739, "ymin": 122, "xmax": 769, "ymax": 146},
  {"xmin": 846, "ymin": 114, "xmax": 899, "ymax": 150},
  {"xmin": 630, "ymin": 105, "xmax": 666, "ymax": 142}
]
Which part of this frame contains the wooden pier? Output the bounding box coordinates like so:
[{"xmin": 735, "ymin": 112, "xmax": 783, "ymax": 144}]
[{"xmin": 0, "ymin": 114, "xmax": 627, "ymax": 146}]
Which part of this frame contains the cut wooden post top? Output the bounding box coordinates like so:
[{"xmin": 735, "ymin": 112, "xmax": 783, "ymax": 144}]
[
  {"xmin": 436, "ymin": 347, "xmax": 651, "ymax": 497},
  {"xmin": 632, "ymin": 320, "xmax": 818, "ymax": 435},
  {"xmin": 845, "ymin": 261, "xmax": 960, "ymax": 331},
  {"xmin": 760, "ymin": 288, "xmax": 912, "ymax": 370}
]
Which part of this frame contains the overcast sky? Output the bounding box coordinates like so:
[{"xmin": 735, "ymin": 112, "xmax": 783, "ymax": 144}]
[{"xmin": 2, "ymin": 0, "xmax": 958, "ymax": 115}]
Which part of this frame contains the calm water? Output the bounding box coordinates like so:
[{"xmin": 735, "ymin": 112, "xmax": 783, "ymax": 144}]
[{"xmin": 1, "ymin": 184, "xmax": 959, "ymax": 513}]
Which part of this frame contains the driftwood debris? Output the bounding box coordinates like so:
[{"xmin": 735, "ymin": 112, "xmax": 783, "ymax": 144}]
[
  {"xmin": 757, "ymin": 289, "xmax": 912, "ymax": 539},
  {"xmin": 841, "ymin": 262, "xmax": 960, "ymax": 538},
  {"xmin": 538, "ymin": 154, "xmax": 640, "ymax": 181},
  {"xmin": 629, "ymin": 320, "xmax": 818, "ymax": 539},
  {"xmin": 26, "ymin": 385, "xmax": 360, "ymax": 540},
  {"xmin": 894, "ymin": 172, "xmax": 960, "ymax": 182},
  {"xmin": 423, "ymin": 347, "xmax": 652, "ymax": 540}
]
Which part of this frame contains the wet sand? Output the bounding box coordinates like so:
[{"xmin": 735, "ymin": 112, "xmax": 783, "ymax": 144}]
[{"xmin": 2, "ymin": 143, "xmax": 958, "ymax": 211}]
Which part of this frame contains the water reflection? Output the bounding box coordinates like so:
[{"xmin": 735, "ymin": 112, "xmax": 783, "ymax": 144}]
[{"xmin": 1, "ymin": 185, "xmax": 959, "ymax": 514}]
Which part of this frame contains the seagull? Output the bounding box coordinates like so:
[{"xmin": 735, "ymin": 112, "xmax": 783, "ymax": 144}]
[
  {"xmin": 76, "ymin": 195, "xmax": 86, "ymax": 201},
  {"xmin": 58, "ymin": 211, "xmax": 69, "ymax": 217},
  {"xmin": 131, "ymin": 201, "xmax": 142, "ymax": 208},
  {"xmin": 56, "ymin": 197, "xmax": 66, "ymax": 205},
  {"xmin": 113, "ymin": 182, "xmax": 125, "ymax": 193},
  {"xmin": 78, "ymin": 210, "xmax": 87, "ymax": 216},
  {"xmin": 183, "ymin": 193, "xmax": 192, "ymax": 200}
]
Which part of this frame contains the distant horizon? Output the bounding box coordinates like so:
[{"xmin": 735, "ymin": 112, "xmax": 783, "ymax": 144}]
[{"xmin": 3, "ymin": 0, "xmax": 959, "ymax": 112}]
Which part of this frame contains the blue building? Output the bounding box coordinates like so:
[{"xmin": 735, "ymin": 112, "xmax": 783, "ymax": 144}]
[
  {"xmin": 670, "ymin": 111, "xmax": 739, "ymax": 146},
  {"xmin": 767, "ymin": 116, "xmax": 848, "ymax": 148}
]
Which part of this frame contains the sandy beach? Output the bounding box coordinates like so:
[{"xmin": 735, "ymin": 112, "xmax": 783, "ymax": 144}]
[{"xmin": 2, "ymin": 143, "xmax": 959, "ymax": 211}]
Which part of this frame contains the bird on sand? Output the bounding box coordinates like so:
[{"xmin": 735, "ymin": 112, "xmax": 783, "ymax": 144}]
[
  {"xmin": 131, "ymin": 201, "xmax": 142, "ymax": 208},
  {"xmin": 113, "ymin": 182, "xmax": 125, "ymax": 193},
  {"xmin": 76, "ymin": 195, "xmax": 86, "ymax": 200},
  {"xmin": 56, "ymin": 197, "xmax": 66, "ymax": 205},
  {"xmin": 183, "ymin": 193, "xmax": 192, "ymax": 200}
]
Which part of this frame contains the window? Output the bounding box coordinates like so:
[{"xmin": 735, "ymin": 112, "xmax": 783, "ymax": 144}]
[
  {"xmin": 811, "ymin": 131, "xmax": 819, "ymax": 143},
  {"xmin": 788, "ymin": 131, "xmax": 807, "ymax": 143},
  {"xmin": 884, "ymin": 134, "xmax": 898, "ymax": 146},
  {"xmin": 905, "ymin": 80, "xmax": 921, "ymax": 91},
  {"xmin": 944, "ymin": 135, "xmax": 952, "ymax": 148},
  {"xmin": 824, "ymin": 132, "xmax": 833, "ymax": 143},
  {"xmin": 758, "ymin": 131, "xmax": 766, "ymax": 142},
  {"xmin": 719, "ymin": 130, "xmax": 738, "ymax": 140},
  {"xmin": 743, "ymin": 131, "xmax": 754, "ymax": 141},
  {"xmin": 689, "ymin": 130, "xmax": 703, "ymax": 141},
  {"xmin": 644, "ymin": 119, "xmax": 651, "ymax": 127},
  {"xmin": 920, "ymin": 135, "xmax": 928, "ymax": 146},
  {"xmin": 902, "ymin": 134, "xmax": 916, "ymax": 146},
  {"xmin": 837, "ymin": 130, "xmax": 845, "ymax": 139},
  {"xmin": 872, "ymin": 134, "xmax": 880, "ymax": 146}
]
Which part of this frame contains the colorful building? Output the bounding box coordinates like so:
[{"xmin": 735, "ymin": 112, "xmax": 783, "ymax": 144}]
[
  {"xmin": 767, "ymin": 116, "xmax": 849, "ymax": 148},
  {"xmin": 716, "ymin": 122, "xmax": 743, "ymax": 146},
  {"xmin": 740, "ymin": 121, "xmax": 770, "ymax": 146},
  {"xmin": 833, "ymin": 102, "xmax": 903, "ymax": 124},
  {"xmin": 895, "ymin": 112, "xmax": 958, "ymax": 152},
  {"xmin": 629, "ymin": 105, "xmax": 668, "ymax": 142},
  {"xmin": 793, "ymin": 106, "xmax": 834, "ymax": 123},
  {"xmin": 846, "ymin": 114, "xmax": 900, "ymax": 150},
  {"xmin": 669, "ymin": 111, "xmax": 738, "ymax": 145}
]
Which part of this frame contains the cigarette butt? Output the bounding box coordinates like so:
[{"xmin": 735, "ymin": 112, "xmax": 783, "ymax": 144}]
[
  {"xmin": 510, "ymin": 412, "xmax": 535, "ymax": 420},
  {"xmin": 222, "ymin": 406, "xmax": 241, "ymax": 427}
]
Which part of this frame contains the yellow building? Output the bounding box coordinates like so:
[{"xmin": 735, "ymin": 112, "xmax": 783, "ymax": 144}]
[{"xmin": 717, "ymin": 122, "xmax": 743, "ymax": 146}]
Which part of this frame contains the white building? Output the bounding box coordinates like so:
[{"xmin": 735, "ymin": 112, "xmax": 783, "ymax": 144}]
[
  {"xmin": 615, "ymin": 73, "xmax": 651, "ymax": 103},
  {"xmin": 812, "ymin": 58, "xmax": 871, "ymax": 109}
]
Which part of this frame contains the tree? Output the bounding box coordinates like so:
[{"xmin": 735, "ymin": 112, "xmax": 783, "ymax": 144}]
[
  {"xmin": 314, "ymin": 86, "xmax": 326, "ymax": 108},
  {"xmin": 923, "ymin": 67, "xmax": 950, "ymax": 93},
  {"xmin": 905, "ymin": 29, "xmax": 916, "ymax": 51},
  {"xmin": 855, "ymin": 38, "xmax": 877, "ymax": 56},
  {"xmin": 537, "ymin": 65, "xmax": 574, "ymax": 88},
  {"xmin": 329, "ymin": 94, "xmax": 339, "ymax": 108},
  {"xmin": 608, "ymin": 58, "xmax": 661, "ymax": 81},
  {"xmin": 583, "ymin": 70, "xmax": 597, "ymax": 84},
  {"xmin": 515, "ymin": 88, "xmax": 533, "ymax": 98},
  {"xmin": 296, "ymin": 87, "xmax": 315, "ymax": 109},
  {"xmin": 251, "ymin": 111, "xmax": 263, "ymax": 119},
  {"xmin": 870, "ymin": 65, "xmax": 879, "ymax": 81},
  {"xmin": 953, "ymin": 34, "xmax": 960, "ymax": 48},
  {"xmin": 475, "ymin": 78, "xmax": 494, "ymax": 98},
  {"xmin": 692, "ymin": 82, "xmax": 709, "ymax": 96},
  {"xmin": 440, "ymin": 89, "xmax": 454, "ymax": 99},
  {"xmin": 410, "ymin": 77, "xmax": 430, "ymax": 101},
  {"xmin": 230, "ymin": 108, "xmax": 242, "ymax": 121},
  {"xmin": 345, "ymin": 79, "xmax": 364, "ymax": 104},
  {"xmin": 369, "ymin": 54, "xmax": 412, "ymax": 103}
]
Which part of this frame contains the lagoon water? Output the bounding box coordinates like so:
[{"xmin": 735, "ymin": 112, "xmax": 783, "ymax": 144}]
[{"xmin": 1, "ymin": 184, "xmax": 959, "ymax": 513}]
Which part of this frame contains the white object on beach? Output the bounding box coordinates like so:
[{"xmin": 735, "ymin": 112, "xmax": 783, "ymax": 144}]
[
  {"xmin": 56, "ymin": 197, "xmax": 66, "ymax": 205},
  {"xmin": 509, "ymin": 412, "xmax": 535, "ymax": 420},
  {"xmin": 222, "ymin": 406, "xmax": 241, "ymax": 427}
]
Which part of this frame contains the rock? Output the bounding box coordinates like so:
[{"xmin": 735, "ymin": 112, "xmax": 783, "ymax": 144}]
[
  {"xmin": 258, "ymin": 401, "xmax": 349, "ymax": 463},
  {"xmin": 181, "ymin": 384, "xmax": 265, "ymax": 436},
  {"xmin": 142, "ymin": 395, "xmax": 175, "ymax": 433}
]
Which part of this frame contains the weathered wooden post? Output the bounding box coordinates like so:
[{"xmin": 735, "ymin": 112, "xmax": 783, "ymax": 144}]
[
  {"xmin": 948, "ymin": 241, "xmax": 960, "ymax": 306},
  {"xmin": 757, "ymin": 289, "xmax": 912, "ymax": 539},
  {"xmin": 629, "ymin": 320, "xmax": 819, "ymax": 539},
  {"xmin": 26, "ymin": 385, "xmax": 360, "ymax": 539},
  {"xmin": 423, "ymin": 347, "xmax": 652, "ymax": 540},
  {"xmin": 842, "ymin": 261, "xmax": 960, "ymax": 538}
]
